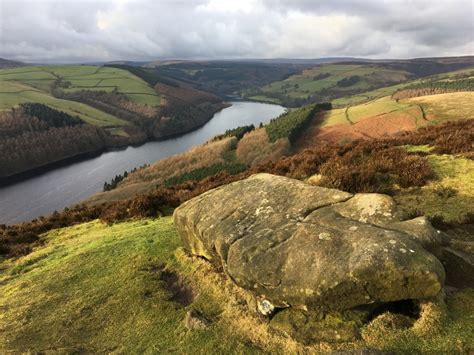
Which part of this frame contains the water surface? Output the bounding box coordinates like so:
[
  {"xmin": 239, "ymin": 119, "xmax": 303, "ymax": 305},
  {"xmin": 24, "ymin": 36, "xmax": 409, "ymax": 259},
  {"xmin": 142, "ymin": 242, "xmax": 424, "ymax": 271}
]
[{"xmin": 0, "ymin": 101, "xmax": 285, "ymax": 224}]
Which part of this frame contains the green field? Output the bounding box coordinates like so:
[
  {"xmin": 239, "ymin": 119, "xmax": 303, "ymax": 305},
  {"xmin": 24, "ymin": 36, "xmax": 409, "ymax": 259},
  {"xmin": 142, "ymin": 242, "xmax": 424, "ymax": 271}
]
[
  {"xmin": 246, "ymin": 64, "xmax": 412, "ymax": 104},
  {"xmin": 333, "ymin": 67, "xmax": 474, "ymax": 107},
  {"xmin": 0, "ymin": 65, "xmax": 161, "ymax": 105},
  {"xmin": 246, "ymin": 63, "xmax": 474, "ymax": 108},
  {"xmin": 0, "ymin": 65, "xmax": 161, "ymax": 126},
  {"xmin": 0, "ymin": 80, "xmax": 128, "ymax": 127}
]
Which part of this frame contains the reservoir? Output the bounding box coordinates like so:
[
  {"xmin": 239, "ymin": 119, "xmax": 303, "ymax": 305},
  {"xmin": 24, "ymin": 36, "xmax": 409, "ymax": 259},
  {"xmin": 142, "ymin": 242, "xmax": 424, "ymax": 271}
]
[{"xmin": 0, "ymin": 101, "xmax": 285, "ymax": 224}]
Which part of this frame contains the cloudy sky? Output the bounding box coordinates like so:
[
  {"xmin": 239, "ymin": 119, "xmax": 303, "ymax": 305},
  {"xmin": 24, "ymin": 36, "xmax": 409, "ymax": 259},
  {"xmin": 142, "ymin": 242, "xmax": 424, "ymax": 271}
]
[{"xmin": 1, "ymin": 0, "xmax": 473, "ymax": 63}]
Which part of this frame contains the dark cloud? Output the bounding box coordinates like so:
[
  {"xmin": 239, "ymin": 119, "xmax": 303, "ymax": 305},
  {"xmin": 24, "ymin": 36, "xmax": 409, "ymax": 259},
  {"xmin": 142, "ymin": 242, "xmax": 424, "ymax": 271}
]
[{"xmin": 0, "ymin": 0, "xmax": 472, "ymax": 63}]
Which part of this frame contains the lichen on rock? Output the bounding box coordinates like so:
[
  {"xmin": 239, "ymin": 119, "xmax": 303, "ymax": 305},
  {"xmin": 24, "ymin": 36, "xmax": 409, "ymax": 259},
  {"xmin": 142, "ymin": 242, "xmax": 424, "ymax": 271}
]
[{"xmin": 174, "ymin": 173, "xmax": 446, "ymax": 315}]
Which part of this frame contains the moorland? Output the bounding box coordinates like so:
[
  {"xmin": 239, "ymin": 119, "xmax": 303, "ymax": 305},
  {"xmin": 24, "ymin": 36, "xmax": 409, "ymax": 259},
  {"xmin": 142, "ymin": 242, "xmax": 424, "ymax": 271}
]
[{"xmin": 0, "ymin": 56, "xmax": 473, "ymax": 353}]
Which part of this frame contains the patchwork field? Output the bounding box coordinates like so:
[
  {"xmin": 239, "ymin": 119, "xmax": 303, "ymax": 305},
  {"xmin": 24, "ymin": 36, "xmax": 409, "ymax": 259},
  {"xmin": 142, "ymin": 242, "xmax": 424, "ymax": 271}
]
[
  {"xmin": 0, "ymin": 80, "xmax": 128, "ymax": 127},
  {"xmin": 332, "ymin": 67, "xmax": 474, "ymax": 107},
  {"xmin": 0, "ymin": 65, "xmax": 160, "ymax": 105},
  {"xmin": 245, "ymin": 61, "xmax": 474, "ymax": 108},
  {"xmin": 0, "ymin": 65, "xmax": 162, "ymax": 127},
  {"xmin": 245, "ymin": 63, "xmax": 413, "ymax": 106}
]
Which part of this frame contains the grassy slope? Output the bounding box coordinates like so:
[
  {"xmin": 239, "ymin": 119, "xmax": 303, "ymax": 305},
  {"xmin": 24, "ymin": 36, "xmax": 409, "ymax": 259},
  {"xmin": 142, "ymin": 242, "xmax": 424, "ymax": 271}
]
[
  {"xmin": 332, "ymin": 67, "xmax": 474, "ymax": 107},
  {"xmin": 249, "ymin": 65, "xmax": 474, "ymax": 108},
  {"xmin": 247, "ymin": 63, "xmax": 412, "ymax": 103},
  {"xmin": 0, "ymin": 218, "xmax": 257, "ymax": 353},
  {"xmin": 320, "ymin": 92, "xmax": 474, "ymax": 129},
  {"xmin": 0, "ymin": 65, "xmax": 161, "ymax": 127},
  {"xmin": 1, "ymin": 216, "xmax": 472, "ymax": 353},
  {"xmin": 0, "ymin": 81, "xmax": 128, "ymax": 127}
]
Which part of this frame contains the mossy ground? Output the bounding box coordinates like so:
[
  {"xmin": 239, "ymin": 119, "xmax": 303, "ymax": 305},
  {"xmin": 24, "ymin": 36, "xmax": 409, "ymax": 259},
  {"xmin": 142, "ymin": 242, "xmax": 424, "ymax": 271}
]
[{"xmin": 1, "ymin": 216, "xmax": 473, "ymax": 353}]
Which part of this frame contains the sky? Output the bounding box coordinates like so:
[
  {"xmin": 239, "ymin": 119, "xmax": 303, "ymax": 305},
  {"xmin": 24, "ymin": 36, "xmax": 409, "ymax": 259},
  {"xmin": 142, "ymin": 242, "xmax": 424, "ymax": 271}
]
[{"xmin": 0, "ymin": 0, "xmax": 473, "ymax": 63}]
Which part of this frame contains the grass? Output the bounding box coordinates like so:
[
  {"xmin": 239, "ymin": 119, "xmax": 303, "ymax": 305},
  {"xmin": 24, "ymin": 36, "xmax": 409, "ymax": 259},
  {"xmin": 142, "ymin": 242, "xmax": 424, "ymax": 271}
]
[
  {"xmin": 330, "ymin": 67, "xmax": 474, "ymax": 108},
  {"xmin": 0, "ymin": 218, "xmax": 258, "ymax": 353},
  {"xmin": 0, "ymin": 65, "xmax": 161, "ymax": 126},
  {"xmin": 395, "ymin": 153, "xmax": 474, "ymax": 223},
  {"xmin": 1, "ymin": 216, "xmax": 472, "ymax": 353},
  {"xmin": 407, "ymin": 92, "xmax": 474, "ymax": 123},
  {"xmin": 320, "ymin": 96, "xmax": 422, "ymax": 128},
  {"xmin": 107, "ymin": 127, "xmax": 129, "ymax": 137},
  {"xmin": 402, "ymin": 145, "xmax": 434, "ymax": 153},
  {"xmin": 247, "ymin": 63, "xmax": 412, "ymax": 103},
  {"xmin": 319, "ymin": 91, "xmax": 473, "ymax": 130},
  {"xmin": 0, "ymin": 81, "xmax": 128, "ymax": 127}
]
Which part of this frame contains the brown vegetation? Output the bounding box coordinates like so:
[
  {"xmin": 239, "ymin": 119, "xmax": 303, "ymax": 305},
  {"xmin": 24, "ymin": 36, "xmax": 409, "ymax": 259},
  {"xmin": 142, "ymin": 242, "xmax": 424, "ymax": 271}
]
[
  {"xmin": 0, "ymin": 124, "xmax": 104, "ymax": 177},
  {"xmin": 236, "ymin": 128, "xmax": 290, "ymax": 166},
  {"xmin": 119, "ymin": 137, "xmax": 237, "ymax": 186},
  {"xmin": 2, "ymin": 119, "xmax": 472, "ymax": 259}
]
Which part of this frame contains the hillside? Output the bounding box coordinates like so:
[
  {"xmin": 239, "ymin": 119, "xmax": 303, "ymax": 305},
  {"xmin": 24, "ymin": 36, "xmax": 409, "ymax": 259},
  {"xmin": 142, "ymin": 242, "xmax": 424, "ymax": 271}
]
[
  {"xmin": 84, "ymin": 68, "xmax": 474, "ymax": 208},
  {"xmin": 244, "ymin": 57, "xmax": 474, "ymax": 107},
  {"xmin": 297, "ymin": 92, "xmax": 474, "ymax": 148},
  {"xmin": 0, "ymin": 58, "xmax": 25, "ymax": 69},
  {"xmin": 1, "ymin": 61, "xmax": 473, "ymax": 353},
  {"xmin": 147, "ymin": 61, "xmax": 305, "ymax": 97},
  {"xmin": 0, "ymin": 65, "xmax": 225, "ymax": 178},
  {"xmin": 1, "ymin": 215, "xmax": 472, "ymax": 353}
]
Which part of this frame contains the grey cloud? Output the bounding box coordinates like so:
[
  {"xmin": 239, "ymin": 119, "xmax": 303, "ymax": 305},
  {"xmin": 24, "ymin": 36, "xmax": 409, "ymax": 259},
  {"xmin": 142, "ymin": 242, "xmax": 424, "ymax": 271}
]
[{"xmin": 0, "ymin": 0, "xmax": 472, "ymax": 63}]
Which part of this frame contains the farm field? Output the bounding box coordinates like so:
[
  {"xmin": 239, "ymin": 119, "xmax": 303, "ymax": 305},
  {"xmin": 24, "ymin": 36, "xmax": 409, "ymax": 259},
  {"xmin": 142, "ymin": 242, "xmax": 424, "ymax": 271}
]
[
  {"xmin": 0, "ymin": 65, "xmax": 161, "ymax": 106},
  {"xmin": 0, "ymin": 80, "xmax": 128, "ymax": 127},
  {"xmin": 245, "ymin": 63, "xmax": 413, "ymax": 106},
  {"xmin": 0, "ymin": 65, "xmax": 161, "ymax": 127},
  {"xmin": 406, "ymin": 92, "xmax": 474, "ymax": 123},
  {"xmin": 332, "ymin": 67, "xmax": 474, "ymax": 107}
]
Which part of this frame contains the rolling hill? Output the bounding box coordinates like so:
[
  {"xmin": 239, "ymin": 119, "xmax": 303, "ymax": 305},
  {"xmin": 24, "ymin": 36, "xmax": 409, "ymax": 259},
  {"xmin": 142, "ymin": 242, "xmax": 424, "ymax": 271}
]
[
  {"xmin": 0, "ymin": 64, "xmax": 225, "ymax": 178},
  {"xmin": 1, "ymin": 58, "xmax": 473, "ymax": 353},
  {"xmin": 244, "ymin": 57, "xmax": 474, "ymax": 107}
]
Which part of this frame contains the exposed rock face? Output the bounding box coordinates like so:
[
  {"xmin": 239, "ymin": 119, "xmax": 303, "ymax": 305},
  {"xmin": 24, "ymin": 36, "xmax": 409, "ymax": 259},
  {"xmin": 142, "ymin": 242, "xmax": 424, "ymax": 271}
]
[{"xmin": 173, "ymin": 173, "xmax": 446, "ymax": 312}]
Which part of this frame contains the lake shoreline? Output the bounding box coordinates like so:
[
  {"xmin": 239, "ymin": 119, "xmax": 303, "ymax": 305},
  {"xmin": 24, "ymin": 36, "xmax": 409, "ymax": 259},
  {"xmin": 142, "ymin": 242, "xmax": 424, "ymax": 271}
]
[
  {"xmin": 0, "ymin": 101, "xmax": 286, "ymax": 224},
  {"xmin": 0, "ymin": 102, "xmax": 230, "ymax": 188}
]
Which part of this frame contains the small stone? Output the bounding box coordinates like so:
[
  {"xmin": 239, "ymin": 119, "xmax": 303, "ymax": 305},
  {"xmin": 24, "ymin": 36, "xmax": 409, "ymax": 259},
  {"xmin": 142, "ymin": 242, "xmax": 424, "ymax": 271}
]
[
  {"xmin": 349, "ymin": 226, "xmax": 358, "ymax": 231},
  {"xmin": 319, "ymin": 232, "xmax": 332, "ymax": 241},
  {"xmin": 389, "ymin": 240, "xmax": 397, "ymax": 244},
  {"xmin": 400, "ymin": 248, "xmax": 407, "ymax": 253},
  {"xmin": 257, "ymin": 299, "xmax": 275, "ymax": 316}
]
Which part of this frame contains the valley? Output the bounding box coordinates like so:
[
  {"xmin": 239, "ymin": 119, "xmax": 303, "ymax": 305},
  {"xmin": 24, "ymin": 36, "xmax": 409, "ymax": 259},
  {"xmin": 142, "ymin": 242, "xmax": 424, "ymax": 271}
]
[
  {"xmin": 0, "ymin": 56, "xmax": 473, "ymax": 354},
  {"xmin": 0, "ymin": 64, "xmax": 225, "ymax": 178}
]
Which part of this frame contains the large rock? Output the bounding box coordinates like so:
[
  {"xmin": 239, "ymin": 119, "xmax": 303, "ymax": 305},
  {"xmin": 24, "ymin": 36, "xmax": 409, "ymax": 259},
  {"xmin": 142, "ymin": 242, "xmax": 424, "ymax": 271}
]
[{"xmin": 173, "ymin": 173, "xmax": 445, "ymax": 312}]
